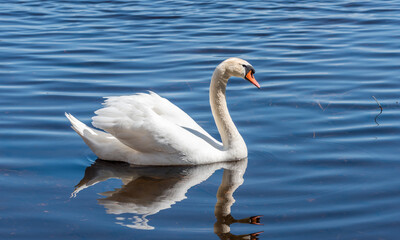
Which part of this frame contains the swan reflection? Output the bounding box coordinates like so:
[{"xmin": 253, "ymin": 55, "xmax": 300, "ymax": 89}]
[{"xmin": 73, "ymin": 158, "xmax": 262, "ymax": 238}]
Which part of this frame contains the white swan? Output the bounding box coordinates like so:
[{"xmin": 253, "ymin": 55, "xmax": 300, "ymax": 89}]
[{"xmin": 65, "ymin": 58, "xmax": 259, "ymax": 165}]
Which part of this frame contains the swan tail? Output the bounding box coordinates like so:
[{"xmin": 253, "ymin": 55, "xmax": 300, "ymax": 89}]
[
  {"xmin": 65, "ymin": 113, "xmax": 136, "ymax": 161},
  {"xmin": 65, "ymin": 112, "xmax": 112, "ymax": 149},
  {"xmin": 65, "ymin": 113, "xmax": 97, "ymax": 137}
]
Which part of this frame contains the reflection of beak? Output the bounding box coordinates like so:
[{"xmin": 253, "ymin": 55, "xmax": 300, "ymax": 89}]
[
  {"xmin": 250, "ymin": 231, "xmax": 264, "ymax": 239},
  {"xmin": 245, "ymin": 71, "xmax": 260, "ymax": 89},
  {"xmin": 249, "ymin": 215, "xmax": 263, "ymax": 225}
]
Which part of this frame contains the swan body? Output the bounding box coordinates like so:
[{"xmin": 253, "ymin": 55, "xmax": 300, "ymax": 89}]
[{"xmin": 66, "ymin": 58, "xmax": 259, "ymax": 165}]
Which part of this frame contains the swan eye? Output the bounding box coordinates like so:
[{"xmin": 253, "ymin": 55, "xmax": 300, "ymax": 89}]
[{"xmin": 242, "ymin": 64, "xmax": 255, "ymax": 77}]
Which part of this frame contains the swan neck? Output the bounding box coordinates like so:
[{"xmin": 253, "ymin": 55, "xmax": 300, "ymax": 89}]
[{"xmin": 210, "ymin": 66, "xmax": 245, "ymax": 151}]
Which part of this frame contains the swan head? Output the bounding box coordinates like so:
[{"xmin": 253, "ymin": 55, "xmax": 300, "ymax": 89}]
[{"xmin": 220, "ymin": 57, "xmax": 260, "ymax": 89}]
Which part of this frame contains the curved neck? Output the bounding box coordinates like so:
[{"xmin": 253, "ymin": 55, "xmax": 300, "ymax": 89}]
[{"xmin": 210, "ymin": 67, "xmax": 245, "ymax": 151}]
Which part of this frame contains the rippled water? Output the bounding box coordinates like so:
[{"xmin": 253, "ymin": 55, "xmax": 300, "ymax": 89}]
[{"xmin": 1, "ymin": 0, "xmax": 400, "ymax": 239}]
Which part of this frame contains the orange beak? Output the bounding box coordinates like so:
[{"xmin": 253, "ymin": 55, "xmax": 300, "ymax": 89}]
[{"xmin": 245, "ymin": 70, "xmax": 260, "ymax": 89}]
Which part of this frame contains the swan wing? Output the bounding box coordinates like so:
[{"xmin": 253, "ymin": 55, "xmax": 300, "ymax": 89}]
[{"xmin": 91, "ymin": 92, "xmax": 221, "ymax": 154}]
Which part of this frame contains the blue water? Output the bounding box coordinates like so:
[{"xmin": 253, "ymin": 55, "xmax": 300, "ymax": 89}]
[{"xmin": 1, "ymin": 0, "xmax": 400, "ymax": 239}]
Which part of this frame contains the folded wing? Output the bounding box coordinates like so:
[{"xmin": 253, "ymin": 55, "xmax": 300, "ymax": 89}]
[{"xmin": 91, "ymin": 92, "xmax": 221, "ymax": 154}]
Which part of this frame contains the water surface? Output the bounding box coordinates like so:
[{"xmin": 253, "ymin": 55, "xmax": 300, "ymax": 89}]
[{"xmin": 1, "ymin": 0, "xmax": 400, "ymax": 239}]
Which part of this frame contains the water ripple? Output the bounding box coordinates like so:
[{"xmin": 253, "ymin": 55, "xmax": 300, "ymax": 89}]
[{"xmin": 1, "ymin": 0, "xmax": 400, "ymax": 239}]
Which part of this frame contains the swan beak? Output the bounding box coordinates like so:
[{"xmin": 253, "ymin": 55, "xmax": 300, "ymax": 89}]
[{"xmin": 245, "ymin": 70, "xmax": 260, "ymax": 89}]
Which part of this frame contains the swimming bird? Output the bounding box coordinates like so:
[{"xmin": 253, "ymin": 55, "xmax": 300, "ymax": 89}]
[{"xmin": 65, "ymin": 58, "xmax": 259, "ymax": 165}]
